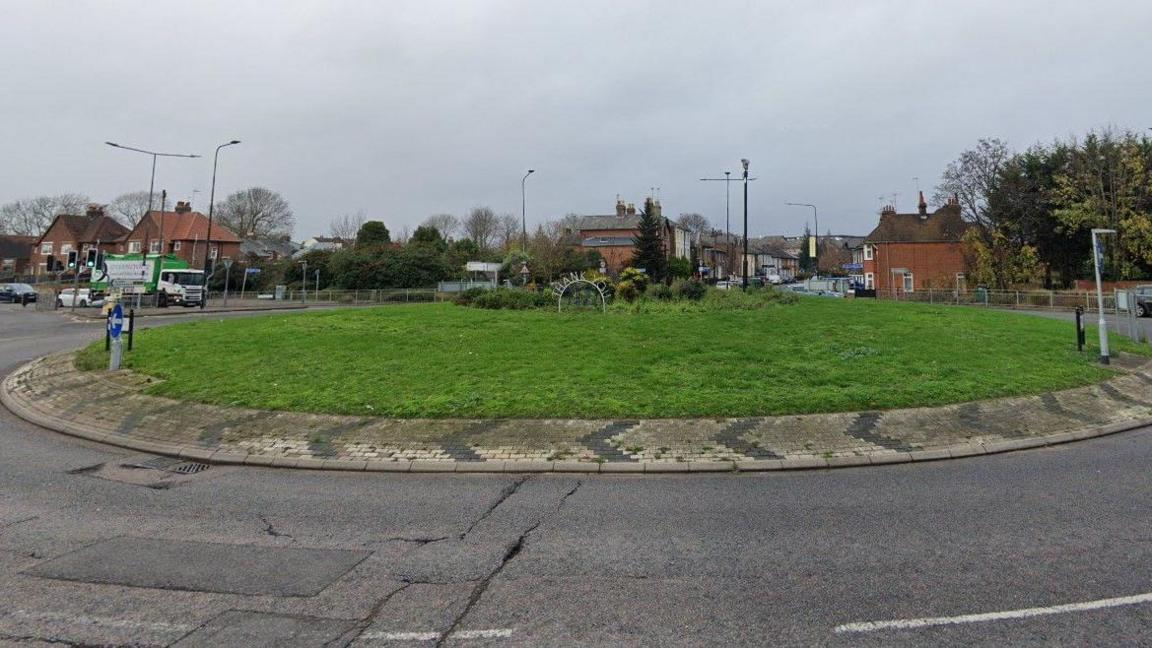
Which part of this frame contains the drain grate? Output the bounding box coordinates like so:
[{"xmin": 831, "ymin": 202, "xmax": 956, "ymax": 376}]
[
  {"xmin": 122, "ymin": 456, "xmax": 210, "ymax": 475},
  {"xmin": 123, "ymin": 456, "xmax": 185, "ymax": 471},
  {"xmin": 170, "ymin": 462, "xmax": 210, "ymax": 475}
]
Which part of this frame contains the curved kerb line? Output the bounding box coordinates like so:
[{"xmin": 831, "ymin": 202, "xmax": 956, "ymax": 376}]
[{"xmin": 834, "ymin": 591, "xmax": 1152, "ymax": 634}]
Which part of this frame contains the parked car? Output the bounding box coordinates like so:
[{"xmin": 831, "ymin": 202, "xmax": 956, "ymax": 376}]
[
  {"xmin": 56, "ymin": 288, "xmax": 101, "ymax": 308},
  {"xmin": 715, "ymin": 280, "xmax": 736, "ymax": 290},
  {"xmin": 1134, "ymin": 285, "xmax": 1152, "ymax": 317},
  {"xmin": 0, "ymin": 283, "xmax": 38, "ymax": 304}
]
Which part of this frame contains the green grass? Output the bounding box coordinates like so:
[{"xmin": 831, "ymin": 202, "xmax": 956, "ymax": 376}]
[{"xmin": 75, "ymin": 299, "xmax": 1148, "ymax": 418}]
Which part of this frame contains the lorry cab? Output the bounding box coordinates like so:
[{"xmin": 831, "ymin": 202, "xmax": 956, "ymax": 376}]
[{"xmin": 158, "ymin": 270, "xmax": 206, "ymax": 307}]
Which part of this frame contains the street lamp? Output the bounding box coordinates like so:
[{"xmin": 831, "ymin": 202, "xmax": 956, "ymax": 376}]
[
  {"xmin": 106, "ymin": 142, "xmax": 199, "ymax": 308},
  {"xmin": 785, "ymin": 203, "xmax": 819, "ymax": 278},
  {"xmin": 202, "ymin": 139, "xmax": 241, "ymax": 309},
  {"xmin": 1091, "ymin": 228, "xmax": 1117, "ymax": 364},
  {"xmin": 299, "ymin": 260, "xmax": 308, "ymax": 304},
  {"xmin": 105, "ymin": 142, "xmax": 200, "ymax": 217},
  {"xmin": 701, "ymin": 172, "xmax": 756, "ymax": 279},
  {"xmin": 519, "ymin": 262, "xmax": 531, "ymax": 286},
  {"xmin": 521, "ymin": 169, "xmax": 535, "ymax": 250},
  {"xmin": 741, "ymin": 158, "xmax": 750, "ymax": 291}
]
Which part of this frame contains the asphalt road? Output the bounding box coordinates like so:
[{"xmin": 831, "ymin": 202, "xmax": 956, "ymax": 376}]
[{"xmin": 1, "ymin": 304, "xmax": 1150, "ymax": 647}]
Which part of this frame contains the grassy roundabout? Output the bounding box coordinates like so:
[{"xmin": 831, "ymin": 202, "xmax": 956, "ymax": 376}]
[{"xmin": 78, "ymin": 298, "xmax": 1143, "ymax": 418}]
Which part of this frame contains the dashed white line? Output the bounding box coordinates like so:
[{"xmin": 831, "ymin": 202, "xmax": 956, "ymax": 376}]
[
  {"xmin": 835, "ymin": 591, "xmax": 1152, "ymax": 634},
  {"xmin": 360, "ymin": 628, "xmax": 513, "ymax": 642}
]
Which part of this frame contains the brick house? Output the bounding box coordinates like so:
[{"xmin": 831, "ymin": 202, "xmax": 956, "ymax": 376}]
[
  {"xmin": 0, "ymin": 235, "xmax": 37, "ymax": 278},
  {"xmin": 570, "ymin": 197, "xmax": 691, "ymax": 274},
  {"xmin": 118, "ymin": 202, "xmax": 241, "ymax": 266},
  {"xmin": 29, "ymin": 206, "xmax": 130, "ymax": 277},
  {"xmin": 861, "ymin": 193, "xmax": 971, "ymax": 295}
]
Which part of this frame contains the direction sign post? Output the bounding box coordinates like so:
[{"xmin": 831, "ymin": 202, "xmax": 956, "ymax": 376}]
[{"xmin": 108, "ymin": 304, "xmax": 125, "ymax": 371}]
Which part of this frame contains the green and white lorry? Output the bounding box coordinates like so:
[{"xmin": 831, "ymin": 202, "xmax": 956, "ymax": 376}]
[{"xmin": 89, "ymin": 254, "xmax": 206, "ymax": 307}]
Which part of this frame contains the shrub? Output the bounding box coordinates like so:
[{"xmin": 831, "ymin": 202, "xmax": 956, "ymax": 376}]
[
  {"xmin": 453, "ymin": 287, "xmax": 489, "ymax": 306},
  {"xmin": 467, "ymin": 288, "xmax": 552, "ymax": 310},
  {"xmin": 674, "ymin": 279, "xmax": 707, "ymax": 301},
  {"xmin": 647, "ymin": 282, "xmax": 674, "ymax": 301},
  {"xmin": 618, "ymin": 267, "xmax": 649, "ymax": 293},
  {"xmin": 615, "ymin": 280, "xmax": 640, "ymax": 302}
]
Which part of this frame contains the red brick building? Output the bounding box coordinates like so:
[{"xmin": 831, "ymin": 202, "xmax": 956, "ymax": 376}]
[
  {"xmin": 0, "ymin": 235, "xmax": 37, "ymax": 277},
  {"xmin": 862, "ymin": 194, "xmax": 972, "ymax": 295},
  {"xmin": 118, "ymin": 202, "xmax": 241, "ymax": 266},
  {"xmin": 29, "ymin": 206, "xmax": 130, "ymax": 277},
  {"xmin": 570, "ymin": 197, "xmax": 691, "ymax": 274}
]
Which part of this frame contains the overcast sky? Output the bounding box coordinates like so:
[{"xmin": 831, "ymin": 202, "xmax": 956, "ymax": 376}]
[{"xmin": 3, "ymin": 0, "xmax": 1150, "ymax": 238}]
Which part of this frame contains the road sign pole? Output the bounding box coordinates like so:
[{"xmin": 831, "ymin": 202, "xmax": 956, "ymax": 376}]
[
  {"xmin": 107, "ymin": 304, "xmax": 125, "ymax": 371},
  {"xmin": 1092, "ymin": 229, "xmax": 1116, "ymax": 365}
]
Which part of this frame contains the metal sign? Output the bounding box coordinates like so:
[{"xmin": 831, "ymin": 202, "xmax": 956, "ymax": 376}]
[
  {"xmin": 108, "ymin": 304, "xmax": 125, "ymax": 339},
  {"xmin": 550, "ymin": 272, "xmax": 610, "ymax": 313},
  {"xmin": 465, "ymin": 261, "xmax": 502, "ymax": 273},
  {"xmin": 245, "ymin": 267, "xmax": 262, "ymax": 274}
]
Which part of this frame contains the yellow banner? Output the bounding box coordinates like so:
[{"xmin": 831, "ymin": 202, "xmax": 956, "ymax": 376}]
[{"xmin": 809, "ymin": 236, "xmax": 817, "ymax": 257}]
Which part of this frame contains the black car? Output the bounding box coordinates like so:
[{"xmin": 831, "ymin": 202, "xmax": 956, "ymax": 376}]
[{"xmin": 0, "ymin": 283, "xmax": 38, "ymax": 304}]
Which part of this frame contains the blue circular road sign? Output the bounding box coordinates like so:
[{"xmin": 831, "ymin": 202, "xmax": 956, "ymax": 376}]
[{"xmin": 108, "ymin": 304, "xmax": 124, "ymax": 339}]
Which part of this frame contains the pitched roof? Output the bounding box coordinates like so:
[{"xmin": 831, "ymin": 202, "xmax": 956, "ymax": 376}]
[
  {"xmin": 865, "ymin": 205, "xmax": 971, "ymax": 243},
  {"xmin": 241, "ymin": 238, "xmax": 300, "ymax": 257},
  {"xmin": 0, "ymin": 235, "xmax": 36, "ymax": 259},
  {"xmin": 576, "ymin": 214, "xmax": 644, "ymax": 231},
  {"xmin": 35, "ymin": 213, "xmax": 129, "ymax": 246},
  {"xmin": 137, "ymin": 210, "xmax": 241, "ymax": 243}
]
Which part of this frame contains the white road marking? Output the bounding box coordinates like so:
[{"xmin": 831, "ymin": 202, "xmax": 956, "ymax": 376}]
[
  {"xmin": 835, "ymin": 592, "xmax": 1152, "ymax": 634},
  {"xmin": 360, "ymin": 628, "xmax": 513, "ymax": 642},
  {"xmin": 2, "ymin": 609, "xmax": 193, "ymax": 634}
]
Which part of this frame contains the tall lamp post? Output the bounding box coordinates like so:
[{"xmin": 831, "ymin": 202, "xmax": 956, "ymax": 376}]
[
  {"xmin": 521, "ymin": 169, "xmax": 535, "ymax": 250},
  {"xmin": 741, "ymin": 158, "xmax": 750, "ymax": 291},
  {"xmin": 202, "ymin": 140, "xmax": 241, "ymax": 308},
  {"xmin": 701, "ymin": 172, "xmax": 756, "ymax": 279},
  {"xmin": 105, "ymin": 142, "xmax": 200, "ymax": 216},
  {"xmin": 106, "ymin": 142, "xmax": 199, "ymax": 308},
  {"xmin": 785, "ymin": 202, "xmax": 819, "ymax": 278}
]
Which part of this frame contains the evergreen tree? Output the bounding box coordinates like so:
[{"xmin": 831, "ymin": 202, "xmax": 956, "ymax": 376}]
[
  {"xmin": 631, "ymin": 208, "xmax": 667, "ymax": 281},
  {"xmin": 356, "ymin": 220, "xmax": 391, "ymax": 246}
]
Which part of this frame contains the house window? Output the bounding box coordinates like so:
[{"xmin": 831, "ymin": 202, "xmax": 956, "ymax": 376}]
[
  {"xmin": 128, "ymin": 241, "xmax": 141, "ymax": 253},
  {"xmin": 173, "ymin": 241, "xmax": 182, "ymax": 251},
  {"xmin": 903, "ymin": 272, "xmax": 914, "ymax": 293},
  {"xmin": 149, "ymin": 240, "xmax": 161, "ymax": 253},
  {"xmin": 60, "ymin": 243, "xmax": 73, "ymax": 254},
  {"xmin": 210, "ymin": 246, "xmax": 218, "ymax": 259},
  {"xmin": 863, "ymin": 244, "xmax": 873, "ymax": 261},
  {"xmin": 865, "ymin": 272, "xmax": 874, "ymax": 289},
  {"xmin": 40, "ymin": 242, "xmax": 53, "ymax": 255}
]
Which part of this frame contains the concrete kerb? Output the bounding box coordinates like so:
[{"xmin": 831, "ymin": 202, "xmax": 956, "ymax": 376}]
[{"xmin": 3, "ymin": 356, "xmax": 1152, "ymax": 475}]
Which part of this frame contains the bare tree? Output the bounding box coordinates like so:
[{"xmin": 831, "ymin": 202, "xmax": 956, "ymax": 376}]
[
  {"xmin": 462, "ymin": 206, "xmax": 499, "ymax": 251},
  {"xmin": 422, "ymin": 213, "xmax": 459, "ymax": 240},
  {"xmin": 108, "ymin": 190, "xmax": 152, "ymax": 227},
  {"xmin": 933, "ymin": 138, "xmax": 1011, "ymax": 228},
  {"xmin": 0, "ymin": 193, "xmax": 90, "ymax": 235},
  {"xmin": 328, "ymin": 211, "xmax": 366, "ymax": 240},
  {"xmin": 497, "ymin": 213, "xmax": 521, "ymax": 251},
  {"xmin": 676, "ymin": 212, "xmax": 711, "ymax": 237},
  {"xmin": 396, "ymin": 225, "xmax": 411, "ymax": 244},
  {"xmin": 215, "ymin": 187, "xmax": 295, "ymax": 239}
]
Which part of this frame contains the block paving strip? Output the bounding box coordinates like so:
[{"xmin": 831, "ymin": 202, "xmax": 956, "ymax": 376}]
[{"xmin": 3, "ymin": 352, "xmax": 1152, "ymax": 473}]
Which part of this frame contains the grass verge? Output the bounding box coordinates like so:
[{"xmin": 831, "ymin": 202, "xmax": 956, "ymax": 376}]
[{"xmin": 74, "ymin": 299, "xmax": 1148, "ymax": 418}]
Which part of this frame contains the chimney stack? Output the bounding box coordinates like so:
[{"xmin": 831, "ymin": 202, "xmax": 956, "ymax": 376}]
[
  {"xmin": 881, "ymin": 204, "xmax": 896, "ymax": 216},
  {"xmin": 917, "ymin": 191, "xmax": 928, "ymax": 216},
  {"xmin": 85, "ymin": 204, "xmax": 105, "ymax": 219},
  {"xmin": 616, "ymin": 199, "xmax": 627, "ymax": 218},
  {"xmin": 174, "ymin": 201, "xmax": 192, "ymax": 214},
  {"xmin": 626, "ymin": 203, "xmax": 636, "ymax": 216}
]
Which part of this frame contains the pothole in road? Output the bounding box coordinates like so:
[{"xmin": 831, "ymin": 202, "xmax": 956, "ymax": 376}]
[{"xmin": 67, "ymin": 455, "xmax": 214, "ymax": 489}]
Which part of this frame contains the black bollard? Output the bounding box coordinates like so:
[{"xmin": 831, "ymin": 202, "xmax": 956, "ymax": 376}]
[
  {"xmin": 128, "ymin": 308, "xmax": 135, "ymax": 351},
  {"xmin": 1075, "ymin": 306, "xmax": 1086, "ymax": 352}
]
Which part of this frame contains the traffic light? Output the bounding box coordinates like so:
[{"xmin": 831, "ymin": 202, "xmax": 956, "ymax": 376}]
[
  {"xmin": 85, "ymin": 249, "xmax": 97, "ymax": 268},
  {"xmin": 46, "ymin": 254, "xmax": 56, "ymax": 272},
  {"xmin": 94, "ymin": 250, "xmax": 104, "ymax": 269},
  {"xmin": 67, "ymin": 250, "xmax": 78, "ymax": 269}
]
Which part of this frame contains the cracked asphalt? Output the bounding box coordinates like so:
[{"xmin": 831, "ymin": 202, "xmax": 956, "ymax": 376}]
[{"xmin": 1, "ymin": 304, "xmax": 1151, "ymax": 647}]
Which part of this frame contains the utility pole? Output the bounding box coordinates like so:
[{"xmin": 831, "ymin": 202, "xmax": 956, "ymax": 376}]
[
  {"xmin": 785, "ymin": 203, "xmax": 819, "ymax": 278},
  {"xmin": 521, "ymin": 169, "xmax": 535, "ymax": 250}
]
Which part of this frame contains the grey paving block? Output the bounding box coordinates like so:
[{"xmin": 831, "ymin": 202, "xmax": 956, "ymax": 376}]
[
  {"xmin": 172, "ymin": 610, "xmax": 359, "ymax": 648},
  {"xmin": 25, "ymin": 536, "xmax": 370, "ymax": 597}
]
